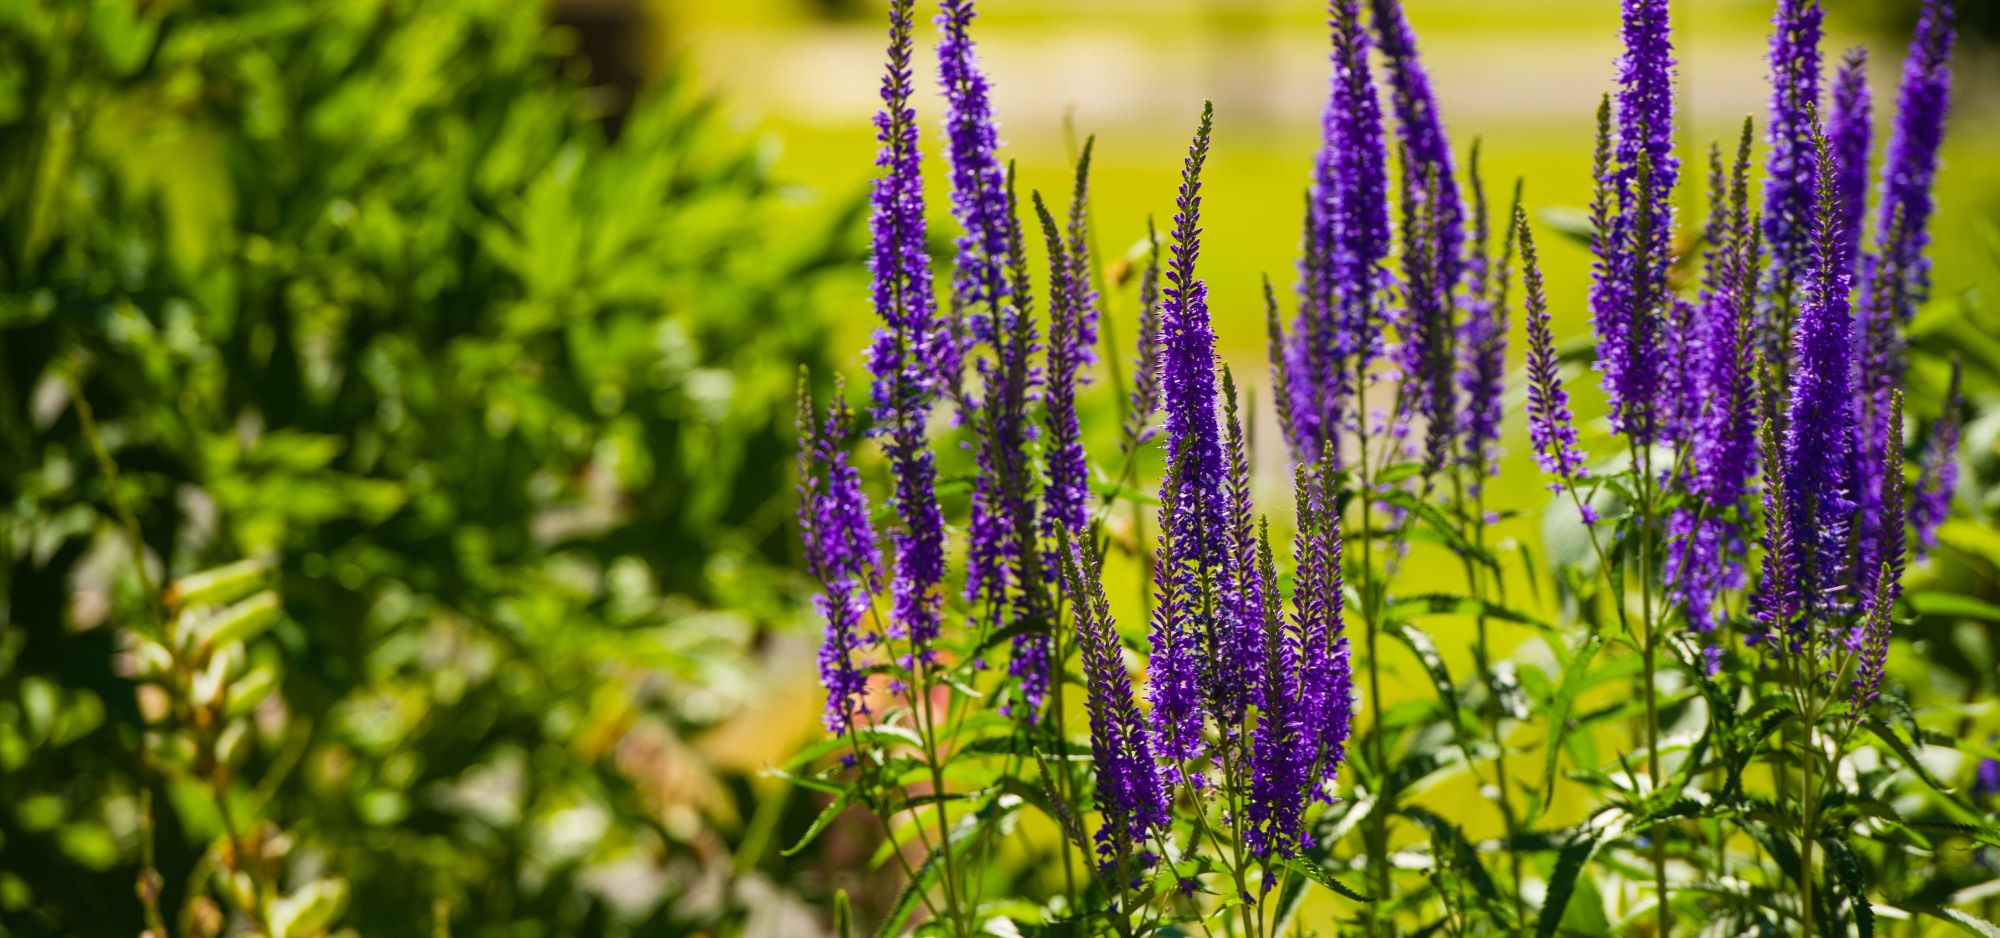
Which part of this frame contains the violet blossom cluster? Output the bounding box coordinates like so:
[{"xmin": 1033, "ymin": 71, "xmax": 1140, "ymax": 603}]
[
  {"xmin": 1520, "ymin": 0, "xmax": 1964, "ymax": 693},
  {"xmin": 803, "ymin": 0, "xmax": 1365, "ymax": 893}
]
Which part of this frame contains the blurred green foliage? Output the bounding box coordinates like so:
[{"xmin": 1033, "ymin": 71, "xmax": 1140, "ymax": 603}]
[{"xmin": 0, "ymin": 0, "xmax": 856, "ymax": 933}]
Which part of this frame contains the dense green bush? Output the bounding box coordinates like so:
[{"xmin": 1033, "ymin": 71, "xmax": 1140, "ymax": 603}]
[{"xmin": 0, "ymin": 1, "xmax": 854, "ymax": 933}]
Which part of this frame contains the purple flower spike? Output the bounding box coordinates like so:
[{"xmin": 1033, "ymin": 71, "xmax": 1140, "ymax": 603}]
[
  {"xmin": 1149, "ymin": 476, "xmax": 1206, "ymax": 769},
  {"xmin": 1058, "ymin": 531, "xmax": 1169, "ymax": 876},
  {"xmin": 1590, "ymin": 0, "xmax": 1679, "ymax": 444},
  {"xmin": 1282, "ymin": 0, "xmax": 1392, "ymax": 462},
  {"xmin": 1829, "ymin": 48, "xmax": 1874, "ymax": 279},
  {"xmin": 1039, "ymin": 141, "xmax": 1099, "ymax": 539},
  {"xmin": 1781, "ymin": 130, "xmax": 1858, "ymax": 613},
  {"xmin": 1126, "ymin": 221, "xmax": 1164, "ymax": 451},
  {"xmin": 1760, "ymin": 0, "xmax": 1826, "ymax": 310},
  {"xmin": 1368, "ymin": 0, "xmax": 1463, "ymax": 291},
  {"xmin": 798, "ymin": 378, "xmax": 881, "ymax": 732},
  {"xmin": 1516, "ymin": 206, "xmax": 1588, "ymax": 490},
  {"xmin": 865, "ymin": 0, "xmax": 948, "ymax": 660},
  {"xmin": 1912, "ymin": 360, "xmax": 1964, "ymax": 555},
  {"xmin": 1857, "ymin": 0, "xmax": 1955, "ymax": 578},
  {"xmin": 938, "ymin": 0, "xmax": 1012, "ymax": 358},
  {"xmin": 1853, "ymin": 393, "xmax": 1907, "ymax": 712},
  {"xmin": 1159, "ymin": 103, "xmax": 1228, "ymax": 566}
]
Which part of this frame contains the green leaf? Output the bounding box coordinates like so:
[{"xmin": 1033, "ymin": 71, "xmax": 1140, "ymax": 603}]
[
  {"xmin": 1387, "ymin": 621, "xmax": 1472, "ymax": 737},
  {"xmin": 1536, "ymin": 826, "xmax": 1607, "ymax": 938},
  {"xmin": 197, "ymin": 591, "xmax": 283, "ymax": 652},
  {"xmin": 1907, "ymin": 591, "xmax": 2000, "ymax": 623},
  {"xmin": 1279, "ymin": 857, "xmax": 1370, "ymax": 904},
  {"xmin": 1903, "ymin": 906, "xmax": 2000, "ymax": 938},
  {"xmin": 269, "ymin": 878, "xmax": 349, "ymax": 938},
  {"xmin": 167, "ymin": 559, "xmax": 269, "ymax": 611},
  {"xmin": 1864, "ymin": 718, "xmax": 1957, "ymax": 798},
  {"xmin": 1538, "ymin": 634, "xmax": 1604, "ymax": 820},
  {"xmin": 1819, "ymin": 835, "xmax": 1873, "ymax": 938},
  {"xmin": 834, "ymin": 889, "xmax": 855, "ymax": 938},
  {"xmin": 873, "ymin": 791, "xmax": 1023, "ymax": 938},
  {"xmin": 782, "ymin": 789, "xmax": 854, "ymax": 857}
]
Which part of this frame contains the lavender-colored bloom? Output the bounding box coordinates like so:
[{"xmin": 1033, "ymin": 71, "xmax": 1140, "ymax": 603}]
[
  {"xmin": 1368, "ymin": 0, "xmax": 1463, "ymax": 291},
  {"xmin": 938, "ymin": 0, "xmax": 1012, "ymax": 357},
  {"xmin": 1212, "ymin": 372, "xmax": 1264, "ymax": 731},
  {"xmin": 1250, "ymin": 460, "xmax": 1352, "ymax": 859},
  {"xmin": 1396, "ymin": 157, "xmax": 1457, "ymax": 478},
  {"xmin": 1976, "ymin": 757, "xmax": 2000, "ymax": 798},
  {"xmin": 1667, "ymin": 509, "xmax": 1739, "ymax": 641},
  {"xmin": 1295, "ymin": 458, "xmax": 1354, "ymax": 797},
  {"xmin": 1857, "ymin": 0, "xmax": 1956, "ymax": 577},
  {"xmin": 1058, "ymin": 532, "xmax": 1169, "ymax": 874},
  {"xmin": 1759, "ymin": 0, "xmax": 1825, "ymax": 311},
  {"xmin": 1159, "ymin": 104, "xmax": 1228, "ymax": 566},
  {"xmin": 1457, "ymin": 165, "xmax": 1513, "ymax": 484},
  {"xmin": 1829, "ymin": 49, "xmax": 1873, "ymax": 278},
  {"xmin": 1781, "ymin": 136, "xmax": 1859, "ymax": 612},
  {"xmin": 1590, "ymin": 0, "xmax": 1678, "ymax": 443},
  {"xmin": 865, "ymin": 0, "xmax": 948, "ymax": 659},
  {"xmin": 1282, "ymin": 0, "xmax": 1392, "ymax": 461},
  {"xmin": 1516, "ymin": 207, "xmax": 1587, "ymax": 490},
  {"xmin": 1677, "ymin": 128, "xmax": 1760, "ymax": 636},
  {"xmin": 1038, "ymin": 144, "xmax": 1097, "ymax": 538},
  {"xmin": 1247, "ymin": 520, "xmax": 1306, "ymax": 859},
  {"xmin": 1853, "ymin": 393, "xmax": 1907, "ymax": 708},
  {"xmin": 1755, "ymin": 387, "xmax": 1805, "ymax": 647},
  {"xmin": 1912, "ymin": 360, "xmax": 1964, "ymax": 554},
  {"xmin": 1690, "ymin": 124, "xmax": 1761, "ymax": 513},
  {"xmin": 1149, "ymin": 475, "xmax": 1206, "ymax": 768},
  {"xmin": 798, "ymin": 380, "xmax": 881, "ymax": 731},
  {"xmin": 1125, "ymin": 221, "xmax": 1164, "ymax": 451}
]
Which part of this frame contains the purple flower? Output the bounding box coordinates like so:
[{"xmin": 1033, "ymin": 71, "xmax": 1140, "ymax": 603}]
[
  {"xmin": 1590, "ymin": 0, "xmax": 1678, "ymax": 443},
  {"xmin": 1295, "ymin": 461, "xmax": 1354, "ymax": 798},
  {"xmin": 1853, "ymin": 393, "xmax": 1907, "ymax": 710},
  {"xmin": 1759, "ymin": 0, "xmax": 1826, "ymax": 320},
  {"xmin": 865, "ymin": 0, "xmax": 948, "ymax": 660},
  {"xmin": 1975, "ymin": 757, "xmax": 2000, "ymax": 798},
  {"xmin": 1058, "ymin": 532, "xmax": 1169, "ymax": 875},
  {"xmin": 1279, "ymin": 0, "xmax": 1391, "ymax": 462},
  {"xmin": 938, "ymin": 0, "xmax": 1012, "ymax": 357},
  {"xmin": 1516, "ymin": 206, "xmax": 1588, "ymax": 490},
  {"xmin": 1781, "ymin": 134, "xmax": 1859, "ymax": 614},
  {"xmin": 1247, "ymin": 517, "xmax": 1307, "ymax": 859},
  {"xmin": 1368, "ymin": 0, "xmax": 1463, "ymax": 291},
  {"xmin": 1912, "ymin": 360, "xmax": 1964, "ymax": 555},
  {"xmin": 1857, "ymin": 0, "xmax": 1955, "ymax": 579},
  {"xmin": 798, "ymin": 380, "xmax": 881, "ymax": 732},
  {"xmin": 1159, "ymin": 103, "xmax": 1228, "ymax": 566},
  {"xmin": 1396, "ymin": 154, "xmax": 1458, "ymax": 478},
  {"xmin": 1212, "ymin": 372, "xmax": 1265, "ymax": 731},
  {"xmin": 1125, "ymin": 221, "xmax": 1164, "ymax": 451},
  {"xmin": 1250, "ymin": 460, "xmax": 1352, "ymax": 859},
  {"xmin": 1039, "ymin": 142, "xmax": 1099, "ymax": 539},
  {"xmin": 1829, "ymin": 48, "xmax": 1874, "ymax": 279},
  {"xmin": 1755, "ymin": 391, "xmax": 1805, "ymax": 647},
  {"xmin": 1457, "ymin": 162, "xmax": 1512, "ymax": 485},
  {"xmin": 1690, "ymin": 128, "xmax": 1761, "ymax": 514},
  {"xmin": 1148, "ymin": 475, "xmax": 1206, "ymax": 768}
]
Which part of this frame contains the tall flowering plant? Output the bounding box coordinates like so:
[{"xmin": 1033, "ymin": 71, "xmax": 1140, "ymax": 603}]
[
  {"xmin": 790, "ymin": 0, "xmax": 1996, "ymax": 935},
  {"xmin": 1516, "ymin": 0, "xmax": 1983, "ymax": 935}
]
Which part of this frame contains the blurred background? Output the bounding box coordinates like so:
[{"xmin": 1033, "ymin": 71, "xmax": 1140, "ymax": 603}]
[{"xmin": 1, "ymin": 0, "xmax": 1996, "ymax": 935}]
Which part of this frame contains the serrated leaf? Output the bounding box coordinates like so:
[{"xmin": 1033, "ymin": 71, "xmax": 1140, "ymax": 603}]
[
  {"xmin": 782, "ymin": 789, "xmax": 855, "ymax": 857},
  {"xmin": 1538, "ymin": 634, "xmax": 1603, "ymax": 820},
  {"xmin": 1280, "ymin": 857, "xmax": 1370, "ymax": 904},
  {"xmin": 1820, "ymin": 835, "xmax": 1873, "ymax": 938}
]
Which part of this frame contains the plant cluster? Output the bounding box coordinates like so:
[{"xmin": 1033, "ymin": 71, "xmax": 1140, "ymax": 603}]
[{"xmin": 792, "ymin": 0, "xmax": 2000, "ymax": 935}]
